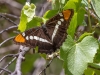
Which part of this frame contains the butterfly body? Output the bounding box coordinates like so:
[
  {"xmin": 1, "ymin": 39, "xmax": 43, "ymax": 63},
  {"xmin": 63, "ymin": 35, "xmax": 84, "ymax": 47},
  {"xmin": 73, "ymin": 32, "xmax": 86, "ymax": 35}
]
[{"xmin": 14, "ymin": 9, "xmax": 74, "ymax": 54}]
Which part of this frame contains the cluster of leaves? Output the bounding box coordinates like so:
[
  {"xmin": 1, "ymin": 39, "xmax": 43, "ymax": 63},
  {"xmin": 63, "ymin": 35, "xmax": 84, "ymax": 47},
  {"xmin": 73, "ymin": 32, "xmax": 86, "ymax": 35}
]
[{"xmin": 17, "ymin": 0, "xmax": 100, "ymax": 75}]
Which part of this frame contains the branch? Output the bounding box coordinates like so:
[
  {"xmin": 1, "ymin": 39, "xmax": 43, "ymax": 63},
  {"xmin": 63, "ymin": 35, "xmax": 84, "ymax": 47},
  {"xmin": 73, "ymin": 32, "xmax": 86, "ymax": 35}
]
[
  {"xmin": 0, "ymin": 26, "xmax": 18, "ymax": 34},
  {"xmin": 0, "ymin": 36, "xmax": 14, "ymax": 47},
  {"xmin": 1, "ymin": 13, "xmax": 19, "ymax": 19},
  {"xmin": 11, "ymin": 46, "xmax": 30, "ymax": 75},
  {"xmin": 0, "ymin": 45, "xmax": 19, "ymax": 54},
  {"xmin": 0, "ymin": 68, "xmax": 11, "ymax": 74},
  {"xmin": 0, "ymin": 14, "xmax": 17, "ymax": 25},
  {"xmin": 0, "ymin": 57, "xmax": 17, "ymax": 74},
  {"xmin": 39, "ymin": 52, "xmax": 58, "ymax": 75},
  {"xmin": 0, "ymin": 54, "xmax": 18, "ymax": 62}
]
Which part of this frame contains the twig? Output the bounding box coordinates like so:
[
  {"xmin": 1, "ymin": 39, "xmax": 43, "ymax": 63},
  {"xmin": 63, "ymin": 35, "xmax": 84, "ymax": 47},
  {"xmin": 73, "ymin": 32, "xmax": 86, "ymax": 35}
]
[
  {"xmin": 0, "ymin": 25, "xmax": 18, "ymax": 34},
  {"xmin": 0, "ymin": 14, "xmax": 17, "ymax": 25},
  {"xmin": 11, "ymin": 46, "xmax": 30, "ymax": 75},
  {"xmin": 0, "ymin": 54, "xmax": 18, "ymax": 62},
  {"xmin": 39, "ymin": 54, "xmax": 58, "ymax": 75},
  {"xmin": 0, "ymin": 36, "xmax": 14, "ymax": 47},
  {"xmin": 0, "ymin": 68, "xmax": 11, "ymax": 74},
  {"xmin": 0, "ymin": 57, "xmax": 17, "ymax": 74},
  {"xmin": 0, "ymin": 45, "xmax": 19, "ymax": 54},
  {"xmin": 1, "ymin": 13, "xmax": 19, "ymax": 19},
  {"xmin": 88, "ymin": 63, "xmax": 100, "ymax": 70}
]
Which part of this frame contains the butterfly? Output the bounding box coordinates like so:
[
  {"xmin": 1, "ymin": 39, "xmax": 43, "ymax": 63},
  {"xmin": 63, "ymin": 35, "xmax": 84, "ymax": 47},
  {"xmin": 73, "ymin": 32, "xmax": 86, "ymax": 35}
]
[{"xmin": 14, "ymin": 9, "xmax": 74, "ymax": 54}]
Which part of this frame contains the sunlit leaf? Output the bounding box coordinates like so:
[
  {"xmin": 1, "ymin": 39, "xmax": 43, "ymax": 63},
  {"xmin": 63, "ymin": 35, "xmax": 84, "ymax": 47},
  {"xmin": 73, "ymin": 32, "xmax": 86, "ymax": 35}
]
[
  {"xmin": 18, "ymin": 2, "xmax": 36, "ymax": 32},
  {"xmin": 61, "ymin": 35, "xmax": 98, "ymax": 75},
  {"xmin": 91, "ymin": 0, "xmax": 100, "ymax": 20}
]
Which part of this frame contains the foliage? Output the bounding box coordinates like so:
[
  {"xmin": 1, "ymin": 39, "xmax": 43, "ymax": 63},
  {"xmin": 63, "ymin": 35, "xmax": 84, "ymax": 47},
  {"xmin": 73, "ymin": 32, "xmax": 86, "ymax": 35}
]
[
  {"xmin": 1, "ymin": 0, "xmax": 100, "ymax": 75},
  {"xmin": 16, "ymin": 0, "xmax": 100, "ymax": 75}
]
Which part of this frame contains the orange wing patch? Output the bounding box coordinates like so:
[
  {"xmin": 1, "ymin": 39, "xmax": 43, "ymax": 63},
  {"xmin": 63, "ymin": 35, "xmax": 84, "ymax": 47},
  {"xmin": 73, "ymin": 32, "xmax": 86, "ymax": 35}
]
[
  {"xmin": 14, "ymin": 34, "xmax": 25, "ymax": 43},
  {"xmin": 63, "ymin": 9, "xmax": 72, "ymax": 21}
]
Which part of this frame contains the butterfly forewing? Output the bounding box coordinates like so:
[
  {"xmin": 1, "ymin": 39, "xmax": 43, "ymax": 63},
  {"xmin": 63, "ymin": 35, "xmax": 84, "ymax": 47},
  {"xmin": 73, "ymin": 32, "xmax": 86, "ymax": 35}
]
[
  {"xmin": 45, "ymin": 9, "xmax": 74, "ymax": 49},
  {"xmin": 14, "ymin": 27, "xmax": 54, "ymax": 53}
]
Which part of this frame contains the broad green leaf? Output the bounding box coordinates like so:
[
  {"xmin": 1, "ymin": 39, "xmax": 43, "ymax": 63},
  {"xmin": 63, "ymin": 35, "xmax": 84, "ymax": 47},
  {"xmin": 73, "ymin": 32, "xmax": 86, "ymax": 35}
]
[
  {"xmin": 26, "ymin": 16, "xmax": 44, "ymax": 30},
  {"xmin": 52, "ymin": 0, "xmax": 65, "ymax": 10},
  {"xmin": 78, "ymin": 32, "xmax": 93, "ymax": 42},
  {"xmin": 61, "ymin": 35, "xmax": 98, "ymax": 75},
  {"xmin": 63, "ymin": 0, "xmax": 82, "ymax": 11},
  {"xmin": 94, "ymin": 48, "xmax": 100, "ymax": 63},
  {"xmin": 23, "ymin": 2, "xmax": 36, "ymax": 22},
  {"xmin": 84, "ymin": 67, "xmax": 94, "ymax": 75},
  {"xmin": 91, "ymin": 0, "xmax": 100, "ymax": 20},
  {"xmin": 67, "ymin": 8, "xmax": 85, "ymax": 38},
  {"xmin": 43, "ymin": 10, "xmax": 58, "ymax": 19},
  {"xmin": 77, "ymin": 7, "xmax": 85, "ymax": 25},
  {"xmin": 61, "ymin": 35, "xmax": 75, "ymax": 53},
  {"xmin": 18, "ymin": 10, "xmax": 27, "ymax": 32},
  {"xmin": 40, "ymin": 53, "xmax": 47, "ymax": 59},
  {"xmin": 18, "ymin": 2, "xmax": 36, "ymax": 32},
  {"xmin": 63, "ymin": 0, "xmax": 76, "ymax": 10},
  {"xmin": 22, "ymin": 53, "xmax": 40, "ymax": 74},
  {"xmin": 60, "ymin": 35, "xmax": 75, "ymax": 63},
  {"xmin": 60, "ymin": 47, "xmax": 67, "ymax": 61},
  {"xmin": 63, "ymin": 0, "xmax": 85, "ymax": 38},
  {"xmin": 67, "ymin": 12, "xmax": 77, "ymax": 37}
]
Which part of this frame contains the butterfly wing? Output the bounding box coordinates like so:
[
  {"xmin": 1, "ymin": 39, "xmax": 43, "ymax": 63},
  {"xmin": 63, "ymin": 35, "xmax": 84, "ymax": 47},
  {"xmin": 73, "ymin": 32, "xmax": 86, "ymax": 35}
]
[
  {"xmin": 14, "ymin": 27, "xmax": 54, "ymax": 53},
  {"xmin": 14, "ymin": 9, "xmax": 74, "ymax": 53},
  {"xmin": 45, "ymin": 9, "xmax": 74, "ymax": 49}
]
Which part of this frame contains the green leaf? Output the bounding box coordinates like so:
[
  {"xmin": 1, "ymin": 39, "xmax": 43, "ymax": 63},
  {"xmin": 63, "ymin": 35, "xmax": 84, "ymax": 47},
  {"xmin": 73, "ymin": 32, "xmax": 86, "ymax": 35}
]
[
  {"xmin": 84, "ymin": 67, "xmax": 94, "ymax": 75},
  {"xmin": 23, "ymin": 2, "xmax": 36, "ymax": 22},
  {"xmin": 60, "ymin": 35, "xmax": 75, "ymax": 61},
  {"xmin": 18, "ymin": 10, "xmax": 27, "ymax": 32},
  {"xmin": 18, "ymin": 2, "xmax": 36, "ymax": 32},
  {"xmin": 67, "ymin": 12, "xmax": 77, "ymax": 37},
  {"xmin": 60, "ymin": 47, "xmax": 67, "ymax": 61},
  {"xmin": 63, "ymin": 0, "xmax": 76, "ymax": 10},
  {"xmin": 78, "ymin": 32, "xmax": 93, "ymax": 42},
  {"xmin": 77, "ymin": 7, "xmax": 85, "ymax": 25},
  {"xmin": 61, "ymin": 35, "xmax": 98, "ymax": 75},
  {"xmin": 67, "ymin": 8, "xmax": 85, "ymax": 38},
  {"xmin": 94, "ymin": 48, "xmax": 100, "ymax": 63},
  {"xmin": 43, "ymin": 10, "xmax": 58, "ymax": 19},
  {"xmin": 63, "ymin": 0, "xmax": 85, "ymax": 38},
  {"xmin": 61, "ymin": 35, "xmax": 75, "ymax": 53},
  {"xmin": 52, "ymin": 0, "xmax": 65, "ymax": 10},
  {"xmin": 40, "ymin": 53, "xmax": 47, "ymax": 59},
  {"xmin": 22, "ymin": 53, "xmax": 40, "ymax": 74},
  {"xmin": 91, "ymin": 0, "xmax": 100, "ymax": 20},
  {"xmin": 63, "ymin": 0, "xmax": 82, "ymax": 11},
  {"xmin": 26, "ymin": 16, "xmax": 44, "ymax": 30}
]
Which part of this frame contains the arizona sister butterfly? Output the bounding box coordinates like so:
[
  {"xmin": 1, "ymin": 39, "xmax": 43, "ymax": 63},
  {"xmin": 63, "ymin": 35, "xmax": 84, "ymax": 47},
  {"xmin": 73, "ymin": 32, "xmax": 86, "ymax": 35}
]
[{"xmin": 14, "ymin": 9, "xmax": 74, "ymax": 54}]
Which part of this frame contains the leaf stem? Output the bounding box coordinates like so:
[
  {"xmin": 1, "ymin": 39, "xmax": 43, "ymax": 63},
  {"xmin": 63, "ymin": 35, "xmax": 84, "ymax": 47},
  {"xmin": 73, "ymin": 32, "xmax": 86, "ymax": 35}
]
[{"xmin": 88, "ymin": 0, "xmax": 92, "ymax": 32}]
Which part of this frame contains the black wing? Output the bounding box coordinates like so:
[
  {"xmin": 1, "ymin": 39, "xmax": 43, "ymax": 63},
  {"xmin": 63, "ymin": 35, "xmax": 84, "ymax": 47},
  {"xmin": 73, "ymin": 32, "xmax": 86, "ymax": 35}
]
[
  {"xmin": 14, "ymin": 9, "xmax": 74, "ymax": 53},
  {"xmin": 14, "ymin": 27, "xmax": 54, "ymax": 54},
  {"xmin": 44, "ymin": 9, "xmax": 74, "ymax": 50}
]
